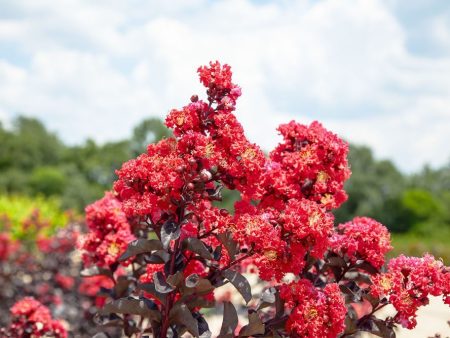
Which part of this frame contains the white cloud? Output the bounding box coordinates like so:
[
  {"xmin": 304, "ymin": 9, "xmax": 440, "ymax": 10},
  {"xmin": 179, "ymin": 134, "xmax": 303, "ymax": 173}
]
[{"xmin": 0, "ymin": 0, "xmax": 449, "ymax": 172}]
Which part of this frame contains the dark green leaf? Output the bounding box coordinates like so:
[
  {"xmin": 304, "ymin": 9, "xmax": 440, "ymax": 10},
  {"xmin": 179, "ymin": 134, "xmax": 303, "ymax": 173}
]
[
  {"xmin": 183, "ymin": 237, "xmax": 214, "ymax": 260},
  {"xmin": 218, "ymin": 302, "xmax": 238, "ymax": 338},
  {"xmin": 119, "ymin": 239, "xmax": 163, "ymax": 262},
  {"xmin": 222, "ymin": 269, "xmax": 252, "ymax": 304}
]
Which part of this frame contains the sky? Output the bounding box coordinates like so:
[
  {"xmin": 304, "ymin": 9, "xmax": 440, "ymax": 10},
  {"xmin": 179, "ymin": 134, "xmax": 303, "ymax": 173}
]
[{"xmin": 0, "ymin": 0, "xmax": 449, "ymax": 172}]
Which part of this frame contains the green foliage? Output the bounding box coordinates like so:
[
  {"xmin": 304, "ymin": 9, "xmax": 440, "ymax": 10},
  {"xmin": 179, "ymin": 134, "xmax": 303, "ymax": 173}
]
[
  {"xmin": 0, "ymin": 116, "xmax": 171, "ymax": 211},
  {"xmin": 29, "ymin": 166, "xmax": 67, "ymax": 196},
  {"xmin": 0, "ymin": 195, "xmax": 69, "ymax": 241},
  {"xmin": 334, "ymin": 145, "xmax": 406, "ymax": 230},
  {"xmin": 130, "ymin": 118, "xmax": 172, "ymax": 156}
]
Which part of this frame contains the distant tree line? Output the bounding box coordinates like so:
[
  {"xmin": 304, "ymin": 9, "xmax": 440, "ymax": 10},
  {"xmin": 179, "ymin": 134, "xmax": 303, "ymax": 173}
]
[
  {"xmin": 0, "ymin": 116, "xmax": 448, "ymax": 236},
  {"xmin": 0, "ymin": 116, "xmax": 170, "ymax": 211}
]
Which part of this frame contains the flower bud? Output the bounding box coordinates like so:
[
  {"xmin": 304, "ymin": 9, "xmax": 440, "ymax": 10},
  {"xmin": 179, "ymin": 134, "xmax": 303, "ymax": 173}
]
[
  {"xmin": 190, "ymin": 95, "xmax": 198, "ymax": 102},
  {"xmin": 220, "ymin": 208, "xmax": 229, "ymax": 216}
]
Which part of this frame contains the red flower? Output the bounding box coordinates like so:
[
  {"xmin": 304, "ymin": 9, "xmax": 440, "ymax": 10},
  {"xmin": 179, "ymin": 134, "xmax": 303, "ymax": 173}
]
[
  {"xmin": 197, "ymin": 61, "xmax": 241, "ymax": 107},
  {"xmin": 267, "ymin": 120, "xmax": 350, "ymax": 209},
  {"xmin": 330, "ymin": 217, "xmax": 392, "ymax": 269},
  {"xmin": 8, "ymin": 297, "xmax": 67, "ymax": 338},
  {"xmin": 79, "ymin": 192, "xmax": 135, "ymax": 267},
  {"xmin": 371, "ymin": 254, "xmax": 450, "ymax": 329},
  {"xmin": 280, "ymin": 279, "xmax": 346, "ymax": 337}
]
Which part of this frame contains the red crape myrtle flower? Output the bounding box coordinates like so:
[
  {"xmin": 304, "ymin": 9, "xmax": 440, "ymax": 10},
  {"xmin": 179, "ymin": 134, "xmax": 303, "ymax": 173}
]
[
  {"xmin": 371, "ymin": 254, "xmax": 450, "ymax": 329},
  {"xmin": 330, "ymin": 216, "xmax": 393, "ymax": 269},
  {"xmin": 79, "ymin": 192, "xmax": 135, "ymax": 267},
  {"xmin": 7, "ymin": 297, "xmax": 67, "ymax": 338},
  {"xmin": 266, "ymin": 120, "xmax": 351, "ymax": 210},
  {"xmin": 280, "ymin": 279, "xmax": 346, "ymax": 338}
]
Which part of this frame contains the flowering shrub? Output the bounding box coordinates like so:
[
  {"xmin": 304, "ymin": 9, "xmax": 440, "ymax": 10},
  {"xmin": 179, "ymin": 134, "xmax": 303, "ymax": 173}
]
[
  {"xmin": 65, "ymin": 62, "xmax": 450, "ymax": 336},
  {"xmin": 2, "ymin": 297, "xmax": 67, "ymax": 337},
  {"xmin": 0, "ymin": 213, "xmax": 110, "ymax": 336}
]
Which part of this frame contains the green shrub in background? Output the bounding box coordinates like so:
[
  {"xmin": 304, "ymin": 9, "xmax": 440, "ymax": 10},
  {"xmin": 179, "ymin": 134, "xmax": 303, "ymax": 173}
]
[{"xmin": 0, "ymin": 195, "xmax": 70, "ymax": 243}]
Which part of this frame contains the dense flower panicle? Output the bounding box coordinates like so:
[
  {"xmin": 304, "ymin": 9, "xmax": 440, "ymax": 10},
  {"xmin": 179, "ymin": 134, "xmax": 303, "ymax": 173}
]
[
  {"xmin": 280, "ymin": 279, "xmax": 346, "ymax": 337},
  {"xmin": 79, "ymin": 193, "xmax": 135, "ymax": 267},
  {"xmin": 371, "ymin": 254, "xmax": 450, "ymax": 329},
  {"xmin": 165, "ymin": 101, "xmax": 210, "ymax": 136},
  {"xmin": 80, "ymin": 228, "xmax": 135, "ymax": 267},
  {"xmin": 209, "ymin": 114, "xmax": 266, "ymax": 198},
  {"xmin": 267, "ymin": 121, "xmax": 350, "ymax": 209},
  {"xmin": 85, "ymin": 192, "xmax": 129, "ymax": 234},
  {"xmin": 114, "ymin": 138, "xmax": 185, "ymax": 219},
  {"xmin": 8, "ymin": 297, "xmax": 67, "ymax": 338},
  {"xmin": 330, "ymin": 217, "xmax": 392, "ymax": 269},
  {"xmin": 255, "ymin": 242, "xmax": 306, "ymax": 281},
  {"xmin": 282, "ymin": 198, "xmax": 334, "ymax": 258},
  {"xmin": 197, "ymin": 61, "xmax": 242, "ymax": 106}
]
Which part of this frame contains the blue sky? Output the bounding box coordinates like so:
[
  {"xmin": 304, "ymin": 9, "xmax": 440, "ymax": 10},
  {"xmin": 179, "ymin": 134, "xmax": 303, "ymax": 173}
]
[{"xmin": 0, "ymin": 0, "xmax": 449, "ymax": 172}]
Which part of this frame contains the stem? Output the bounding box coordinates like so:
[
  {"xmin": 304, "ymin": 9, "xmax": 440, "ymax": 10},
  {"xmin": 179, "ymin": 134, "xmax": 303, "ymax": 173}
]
[
  {"xmin": 198, "ymin": 226, "xmax": 218, "ymax": 239},
  {"xmin": 159, "ymin": 204, "xmax": 185, "ymax": 338}
]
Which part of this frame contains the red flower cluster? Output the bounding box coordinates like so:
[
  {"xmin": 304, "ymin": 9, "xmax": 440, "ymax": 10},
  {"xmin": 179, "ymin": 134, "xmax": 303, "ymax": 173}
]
[
  {"xmin": 371, "ymin": 254, "xmax": 450, "ymax": 328},
  {"xmin": 7, "ymin": 297, "xmax": 67, "ymax": 338},
  {"xmin": 266, "ymin": 120, "xmax": 350, "ymax": 209},
  {"xmin": 198, "ymin": 61, "xmax": 242, "ymax": 108},
  {"xmin": 114, "ymin": 61, "xmax": 349, "ymax": 284},
  {"xmin": 79, "ymin": 192, "xmax": 135, "ymax": 267},
  {"xmin": 232, "ymin": 198, "xmax": 334, "ymax": 281},
  {"xmin": 330, "ymin": 217, "xmax": 392, "ymax": 269},
  {"xmin": 280, "ymin": 279, "xmax": 346, "ymax": 337}
]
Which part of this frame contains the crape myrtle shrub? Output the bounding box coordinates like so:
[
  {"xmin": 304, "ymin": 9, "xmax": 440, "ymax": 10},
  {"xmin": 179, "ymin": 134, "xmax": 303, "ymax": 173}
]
[
  {"xmin": 54, "ymin": 62, "xmax": 450, "ymax": 337},
  {"xmin": 0, "ymin": 211, "xmax": 116, "ymax": 337}
]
